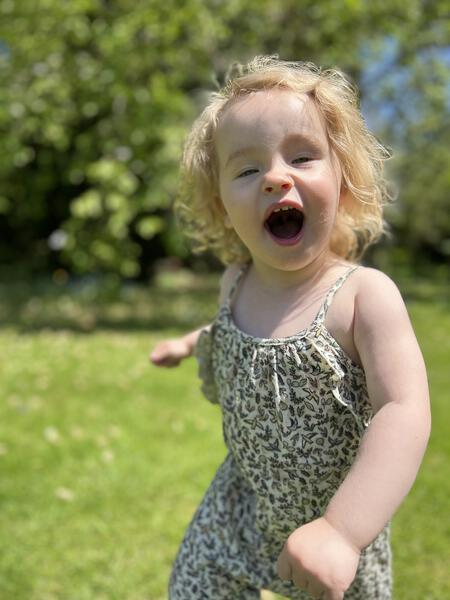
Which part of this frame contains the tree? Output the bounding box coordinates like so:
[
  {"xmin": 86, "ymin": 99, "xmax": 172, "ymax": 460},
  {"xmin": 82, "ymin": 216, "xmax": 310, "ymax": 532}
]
[{"xmin": 0, "ymin": 0, "xmax": 448, "ymax": 278}]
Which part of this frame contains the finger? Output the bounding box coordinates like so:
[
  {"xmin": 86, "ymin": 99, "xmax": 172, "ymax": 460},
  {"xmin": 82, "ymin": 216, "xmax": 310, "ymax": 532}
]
[
  {"xmin": 149, "ymin": 351, "xmax": 165, "ymax": 364},
  {"xmin": 150, "ymin": 356, "xmax": 168, "ymax": 366},
  {"xmin": 151, "ymin": 357, "xmax": 170, "ymax": 367},
  {"xmin": 307, "ymin": 580, "xmax": 325, "ymax": 598},
  {"xmin": 323, "ymin": 590, "xmax": 344, "ymax": 600},
  {"xmin": 290, "ymin": 572, "xmax": 309, "ymax": 591},
  {"xmin": 150, "ymin": 350, "xmax": 179, "ymax": 366},
  {"xmin": 154, "ymin": 358, "xmax": 180, "ymax": 367},
  {"xmin": 150, "ymin": 341, "xmax": 173, "ymax": 363},
  {"xmin": 276, "ymin": 553, "xmax": 292, "ymax": 581}
]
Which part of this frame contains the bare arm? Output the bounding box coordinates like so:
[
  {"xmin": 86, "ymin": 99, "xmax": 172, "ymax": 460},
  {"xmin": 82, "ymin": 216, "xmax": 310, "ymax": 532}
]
[
  {"xmin": 324, "ymin": 270, "xmax": 430, "ymax": 545},
  {"xmin": 150, "ymin": 264, "xmax": 242, "ymax": 368},
  {"xmin": 277, "ymin": 269, "xmax": 431, "ymax": 598},
  {"xmin": 150, "ymin": 326, "xmax": 208, "ymax": 367}
]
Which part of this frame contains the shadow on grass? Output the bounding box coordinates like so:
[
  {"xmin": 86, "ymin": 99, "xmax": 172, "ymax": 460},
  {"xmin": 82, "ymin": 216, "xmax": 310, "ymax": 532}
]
[
  {"xmin": 0, "ymin": 272, "xmax": 220, "ymax": 334},
  {"xmin": 1, "ymin": 271, "xmax": 447, "ymax": 335}
]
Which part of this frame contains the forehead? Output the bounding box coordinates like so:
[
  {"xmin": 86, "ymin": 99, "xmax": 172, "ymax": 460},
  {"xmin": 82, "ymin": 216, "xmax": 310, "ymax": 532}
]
[{"xmin": 216, "ymin": 90, "xmax": 328, "ymax": 156}]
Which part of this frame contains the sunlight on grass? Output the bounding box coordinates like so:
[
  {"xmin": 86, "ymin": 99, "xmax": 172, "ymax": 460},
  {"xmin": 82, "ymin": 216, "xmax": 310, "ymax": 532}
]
[{"xmin": 1, "ymin": 278, "xmax": 448, "ymax": 599}]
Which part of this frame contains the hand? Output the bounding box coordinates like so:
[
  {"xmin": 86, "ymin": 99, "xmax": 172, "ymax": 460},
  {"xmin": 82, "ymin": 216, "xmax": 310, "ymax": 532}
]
[
  {"xmin": 276, "ymin": 517, "xmax": 360, "ymax": 600},
  {"xmin": 150, "ymin": 338, "xmax": 191, "ymax": 367}
]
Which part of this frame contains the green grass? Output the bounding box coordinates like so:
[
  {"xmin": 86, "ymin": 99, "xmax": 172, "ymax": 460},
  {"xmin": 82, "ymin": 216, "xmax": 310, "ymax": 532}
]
[{"xmin": 0, "ymin": 274, "xmax": 448, "ymax": 599}]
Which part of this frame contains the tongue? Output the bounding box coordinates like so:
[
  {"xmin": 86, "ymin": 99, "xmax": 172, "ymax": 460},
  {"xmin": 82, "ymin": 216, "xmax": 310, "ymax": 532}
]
[
  {"xmin": 271, "ymin": 220, "xmax": 301, "ymax": 239},
  {"xmin": 268, "ymin": 211, "xmax": 303, "ymax": 239}
]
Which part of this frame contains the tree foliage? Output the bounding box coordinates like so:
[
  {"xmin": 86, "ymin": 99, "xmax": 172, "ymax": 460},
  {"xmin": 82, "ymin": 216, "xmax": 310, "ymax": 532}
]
[{"xmin": 0, "ymin": 0, "xmax": 448, "ymax": 277}]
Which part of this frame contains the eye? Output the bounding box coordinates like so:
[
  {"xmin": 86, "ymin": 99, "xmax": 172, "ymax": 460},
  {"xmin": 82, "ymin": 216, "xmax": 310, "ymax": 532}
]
[
  {"xmin": 292, "ymin": 156, "xmax": 312, "ymax": 165},
  {"xmin": 236, "ymin": 168, "xmax": 259, "ymax": 178}
]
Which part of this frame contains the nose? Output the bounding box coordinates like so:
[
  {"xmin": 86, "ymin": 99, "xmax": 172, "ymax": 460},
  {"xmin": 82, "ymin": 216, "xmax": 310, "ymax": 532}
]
[{"xmin": 263, "ymin": 172, "xmax": 293, "ymax": 194}]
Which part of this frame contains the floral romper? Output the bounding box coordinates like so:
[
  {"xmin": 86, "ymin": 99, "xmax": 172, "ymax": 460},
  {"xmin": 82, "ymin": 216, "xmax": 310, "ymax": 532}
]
[{"xmin": 169, "ymin": 265, "xmax": 392, "ymax": 599}]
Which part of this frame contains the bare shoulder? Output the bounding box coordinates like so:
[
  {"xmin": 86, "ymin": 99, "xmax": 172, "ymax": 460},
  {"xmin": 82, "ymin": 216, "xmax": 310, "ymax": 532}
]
[
  {"xmin": 350, "ymin": 267, "xmax": 428, "ymax": 413},
  {"xmin": 352, "ymin": 267, "xmax": 422, "ymax": 376},
  {"xmin": 353, "ymin": 266, "xmax": 401, "ymax": 293},
  {"xmin": 325, "ymin": 265, "xmax": 405, "ymax": 332},
  {"xmin": 218, "ymin": 263, "xmax": 245, "ymax": 304},
  {"xmin": 352, "ymin": 267, "xmax": 409, "ymax": 328}
]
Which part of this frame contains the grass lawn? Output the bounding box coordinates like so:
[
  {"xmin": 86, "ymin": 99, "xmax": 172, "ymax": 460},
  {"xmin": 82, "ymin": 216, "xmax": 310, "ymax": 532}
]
[{"xmin": 0, "ymin": 272, "xmax": 448, "ymax": 599}]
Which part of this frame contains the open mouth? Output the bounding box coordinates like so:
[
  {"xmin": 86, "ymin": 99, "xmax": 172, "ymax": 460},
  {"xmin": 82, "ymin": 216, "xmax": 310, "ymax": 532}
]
[{"xmin": 264, "ymin": 206, "xmax": 304, "ymax": 241}]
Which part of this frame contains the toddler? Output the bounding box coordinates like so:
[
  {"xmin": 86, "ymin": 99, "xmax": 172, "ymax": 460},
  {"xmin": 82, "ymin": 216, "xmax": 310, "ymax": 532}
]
[{"xmin": 151, "ymin": 56, "xmax": 430, "ymax": 600}]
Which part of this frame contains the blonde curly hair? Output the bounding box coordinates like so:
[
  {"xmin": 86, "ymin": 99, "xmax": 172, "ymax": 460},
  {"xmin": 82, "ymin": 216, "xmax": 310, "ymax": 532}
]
[{"xmin": 175, "ymin": 56, "xmax": 391, "ymax": 264}]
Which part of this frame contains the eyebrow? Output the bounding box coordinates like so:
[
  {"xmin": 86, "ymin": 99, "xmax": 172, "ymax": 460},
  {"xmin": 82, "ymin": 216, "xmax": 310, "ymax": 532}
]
[
  {"xmin": 225, "ymin": 146, "xmax": 260, "ymax": 168},
  {"xmin": 224, "ymin": 133, "xmax": 325, "ymax": 168}
]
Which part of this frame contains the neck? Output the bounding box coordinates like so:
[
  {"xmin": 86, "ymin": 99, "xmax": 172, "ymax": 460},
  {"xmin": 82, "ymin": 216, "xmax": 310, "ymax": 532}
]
[{"xmin": 251, "ymin": 251, "xmax": 342, "ymax": 292}]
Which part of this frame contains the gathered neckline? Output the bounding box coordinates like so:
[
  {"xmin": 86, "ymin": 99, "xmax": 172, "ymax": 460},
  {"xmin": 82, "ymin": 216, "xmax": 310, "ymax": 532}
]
[{"xmin": 219, "ymin": 302, "xmax": 364, "ymax": 373}]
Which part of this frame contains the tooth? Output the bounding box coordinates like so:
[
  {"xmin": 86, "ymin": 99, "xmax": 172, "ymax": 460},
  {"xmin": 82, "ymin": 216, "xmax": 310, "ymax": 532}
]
[{"xmin": 272, "ymin": 206, "xmax": 293, "ymax": 214}]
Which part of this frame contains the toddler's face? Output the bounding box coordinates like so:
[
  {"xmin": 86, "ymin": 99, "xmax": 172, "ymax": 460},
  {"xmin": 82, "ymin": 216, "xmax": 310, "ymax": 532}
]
[{"xmin": 215, "ymin": 89, "xmax": 343, "ymax": 274}]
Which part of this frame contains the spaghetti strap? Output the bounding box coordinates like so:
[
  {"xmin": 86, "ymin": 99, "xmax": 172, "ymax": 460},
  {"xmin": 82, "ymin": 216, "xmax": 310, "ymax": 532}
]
[
  {"xmin": 313, "ymin": 266, "xmax": 359, "ymax": 326},
  {"xmin": 225, "ymin": 263, "xmax": 250, "ymax": 306}
]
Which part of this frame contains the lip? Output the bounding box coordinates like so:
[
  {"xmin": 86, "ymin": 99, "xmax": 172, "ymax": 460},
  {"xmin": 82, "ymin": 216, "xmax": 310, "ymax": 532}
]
[
  {"xmin": 263, "ymin": 199, "xmax": 304, "ymax": 223},
  {"xmin": 263, "ymin": 199, "xmax": 305, "ymax": 246}
]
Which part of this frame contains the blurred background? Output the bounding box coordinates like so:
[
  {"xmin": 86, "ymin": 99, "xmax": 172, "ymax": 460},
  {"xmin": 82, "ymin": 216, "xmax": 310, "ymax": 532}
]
[
  {"xmin": 0, "ymin": 0, "xmax": 449, "ymax": 287},
  {"xmin": 0, "ymin": 2, "xmax": 449, "ymax": 599}
]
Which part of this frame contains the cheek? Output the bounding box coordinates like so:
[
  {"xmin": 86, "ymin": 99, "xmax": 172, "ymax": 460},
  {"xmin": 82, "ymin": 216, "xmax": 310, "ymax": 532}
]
[
  {"xmin": 219, "ymin": 177, "xmax": 236, "ymax": 205},
  {"xmin": 213, "ymin": 194, "xmax": 232, "ymax": 228},
  {"xmin": 217, "ymin": 178, "xmax": 234, "ymax": 213},
  {"xmin": 316, "ymin": 208, "xmax": 336, "ymax": 227},
  {"xmin": 314, "ymin": 192, "xmax": 341, "ymax": 227},
  {"xmin": 218, "ymin": 190, "xmax": 242, "ymax": 230},
  {"xmin": 224, "ymin": 214, "xmax": 233, "ymax": 229},
  {"xmin": 219, "ymin": 192, "xmax": 233, "ymax": 219},
  {"xmin": 219, "ymin": 183, "xmax": 244, "ymax": 215}
]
